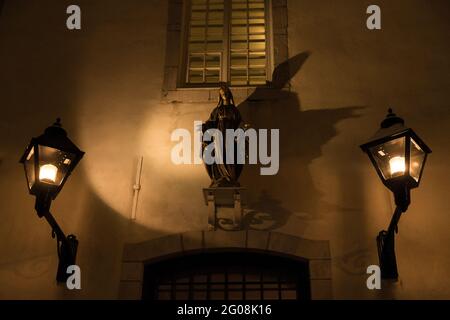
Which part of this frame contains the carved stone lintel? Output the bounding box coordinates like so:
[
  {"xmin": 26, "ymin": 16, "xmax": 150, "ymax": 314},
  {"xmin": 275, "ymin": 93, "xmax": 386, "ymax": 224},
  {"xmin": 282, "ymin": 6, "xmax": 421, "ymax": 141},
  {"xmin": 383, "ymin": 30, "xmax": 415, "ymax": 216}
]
[{"xmin": 203, "ymin": 187, "xmax": 247, "ymax": 231}]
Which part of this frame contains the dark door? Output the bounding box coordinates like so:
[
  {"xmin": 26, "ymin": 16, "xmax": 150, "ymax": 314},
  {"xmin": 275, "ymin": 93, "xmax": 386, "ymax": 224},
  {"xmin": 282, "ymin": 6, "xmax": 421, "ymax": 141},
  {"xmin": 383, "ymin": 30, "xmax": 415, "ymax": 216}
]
[{"xmin": 142, "ymin": 250, "xmax": 310, "ymax": 300}]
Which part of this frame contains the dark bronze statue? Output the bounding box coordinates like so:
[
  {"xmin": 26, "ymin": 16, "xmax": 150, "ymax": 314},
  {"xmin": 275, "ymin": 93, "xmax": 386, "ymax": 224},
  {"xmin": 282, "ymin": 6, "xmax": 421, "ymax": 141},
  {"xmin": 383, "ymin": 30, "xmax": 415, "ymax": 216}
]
[{"xmin": 202, "ymin": 83, "xmax": 245, "ymax": 187}]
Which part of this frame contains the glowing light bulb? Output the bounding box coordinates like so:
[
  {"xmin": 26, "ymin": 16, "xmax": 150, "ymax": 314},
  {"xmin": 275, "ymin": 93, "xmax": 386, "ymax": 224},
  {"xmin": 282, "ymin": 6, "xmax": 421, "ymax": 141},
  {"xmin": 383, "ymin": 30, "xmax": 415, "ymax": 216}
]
[
  {"xmin": 389, "ymin": 156, "xmax": 405, "ymax": 176},
  {"xmin": 39, "ymin": 164, "xmax": 58, "ymax": 183}
]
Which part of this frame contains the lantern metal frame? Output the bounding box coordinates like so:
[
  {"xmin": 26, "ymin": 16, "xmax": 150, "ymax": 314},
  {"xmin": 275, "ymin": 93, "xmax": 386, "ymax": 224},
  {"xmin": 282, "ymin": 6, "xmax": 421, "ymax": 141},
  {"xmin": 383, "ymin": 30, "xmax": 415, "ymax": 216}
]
[
  {"xmin": 19, "ymin": 118, "xmax": 84, "ymax": 283},
  {"xmin": 360, "ymin": 109, "xmax": 431, "ymax": 279}
]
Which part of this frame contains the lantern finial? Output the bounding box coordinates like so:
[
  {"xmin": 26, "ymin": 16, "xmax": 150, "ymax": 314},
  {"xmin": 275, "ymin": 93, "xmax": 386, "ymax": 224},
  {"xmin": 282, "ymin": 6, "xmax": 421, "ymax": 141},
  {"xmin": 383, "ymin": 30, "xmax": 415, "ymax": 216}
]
[
  {"xmin": 44, "ymin": 118, "xmax": 67, "ymax": 137},
  {"xmin": 381, "ymin": 108, "xmax": 404, "ymax": 128}
]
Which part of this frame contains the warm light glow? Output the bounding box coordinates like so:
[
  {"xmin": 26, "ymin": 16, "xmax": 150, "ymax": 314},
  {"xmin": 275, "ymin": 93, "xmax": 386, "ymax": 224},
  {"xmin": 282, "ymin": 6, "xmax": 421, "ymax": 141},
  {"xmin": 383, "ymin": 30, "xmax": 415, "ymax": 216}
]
[
  {"xmin": 39, "ymin": 164, "xmax": 58, "ymax": 183},
  {"xmin": 389, "ymin": 156, "xmax": 405, "ymax": 176}
]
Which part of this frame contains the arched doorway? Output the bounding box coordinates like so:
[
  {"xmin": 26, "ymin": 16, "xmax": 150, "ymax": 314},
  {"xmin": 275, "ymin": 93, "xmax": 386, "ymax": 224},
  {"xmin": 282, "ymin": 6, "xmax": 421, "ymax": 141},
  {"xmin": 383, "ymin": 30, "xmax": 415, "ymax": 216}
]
[
  {"xmin": 119, "ymin": 230, "xmax": 332, "ymax": 300},
  {"xmin": 142, "ymin": 250, "xmax": 311, "ymax": 300}
]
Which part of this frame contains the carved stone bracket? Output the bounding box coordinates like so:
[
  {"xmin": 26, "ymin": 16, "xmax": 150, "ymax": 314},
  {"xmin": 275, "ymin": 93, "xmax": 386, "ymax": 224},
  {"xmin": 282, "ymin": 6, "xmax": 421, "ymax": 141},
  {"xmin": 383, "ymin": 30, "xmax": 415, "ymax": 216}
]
[{"xmin": 203, "ymin": 187, "xmax": 247, "ymax": 231}]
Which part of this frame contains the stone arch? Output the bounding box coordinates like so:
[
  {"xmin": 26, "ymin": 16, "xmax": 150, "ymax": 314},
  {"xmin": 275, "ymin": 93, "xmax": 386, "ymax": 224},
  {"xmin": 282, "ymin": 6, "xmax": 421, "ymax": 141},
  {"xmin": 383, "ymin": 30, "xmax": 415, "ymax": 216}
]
[{"xmin": 118, "ymin": 230, "xmax": 332, "ymax": 300}]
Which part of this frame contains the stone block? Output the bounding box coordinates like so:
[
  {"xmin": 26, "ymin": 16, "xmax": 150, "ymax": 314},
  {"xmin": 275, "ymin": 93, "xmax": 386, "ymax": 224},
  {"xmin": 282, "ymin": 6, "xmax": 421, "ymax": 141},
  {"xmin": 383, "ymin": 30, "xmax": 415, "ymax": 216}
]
[
  {"xmin": 309, "ymin": 259, "xmax": 332, "ymax": 280},
  {"xmin": 246, "ymin": 230, "xmax": 270, "ymax": 251},
  {"xmin": 120, "ymin": 262, "xmax": 144, "ymax": 281},
  {"xmin": 204, "ymin": 230, "xmax": 246, "ymax": 249},
  {"xmin": 310, "ymin": 279, "xmax": 333, "ymax": 300},
  {"xmin": 181, "ymin": 231, "xmax": 204, "ymax": 252},
  {"xmin": 118, "ymin": 281, "xmax": 142, "ymax": 300},
  {"xmin": 122, "ymin": 234, "xmax": 182, "ymax": 262}
]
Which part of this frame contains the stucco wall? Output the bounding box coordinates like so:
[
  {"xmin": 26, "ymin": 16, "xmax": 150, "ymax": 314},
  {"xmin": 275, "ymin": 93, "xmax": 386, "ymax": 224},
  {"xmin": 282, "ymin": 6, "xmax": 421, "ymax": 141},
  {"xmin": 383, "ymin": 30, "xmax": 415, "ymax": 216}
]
[{"xmin": 0, "ymin": 0, "xmax": 449, "ymax": 299}]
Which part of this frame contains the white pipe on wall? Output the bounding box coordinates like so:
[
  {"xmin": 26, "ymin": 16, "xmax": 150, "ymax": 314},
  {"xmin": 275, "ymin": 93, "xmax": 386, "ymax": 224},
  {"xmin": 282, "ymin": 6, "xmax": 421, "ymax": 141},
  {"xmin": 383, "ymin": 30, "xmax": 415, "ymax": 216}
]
[{"xmin": 131, "ymin": 156, "xmax": 143, "ymax": 220}]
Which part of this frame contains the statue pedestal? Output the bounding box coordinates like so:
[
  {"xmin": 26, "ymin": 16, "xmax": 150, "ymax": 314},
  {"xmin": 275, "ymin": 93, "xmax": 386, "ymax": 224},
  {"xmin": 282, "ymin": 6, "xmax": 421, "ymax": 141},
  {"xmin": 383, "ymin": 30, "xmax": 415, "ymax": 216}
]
[{"xmin": 203, "ymin": 187, "xmax": 247, "ymax": 231}]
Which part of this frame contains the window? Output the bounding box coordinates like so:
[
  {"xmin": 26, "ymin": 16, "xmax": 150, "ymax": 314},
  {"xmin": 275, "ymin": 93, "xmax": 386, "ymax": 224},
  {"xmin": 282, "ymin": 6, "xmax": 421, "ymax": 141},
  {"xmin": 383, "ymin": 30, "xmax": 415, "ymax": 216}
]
[
  {"xmin": 185, "ymin": 0, "xmax": 271, "ymax": 87},
  {"xmin": 142, "ymin": 251, "xmax": 311, "ymax": 300},
  {"xmin": 162, "ymin": 0, "xmax": 287, "ymax": 101}
]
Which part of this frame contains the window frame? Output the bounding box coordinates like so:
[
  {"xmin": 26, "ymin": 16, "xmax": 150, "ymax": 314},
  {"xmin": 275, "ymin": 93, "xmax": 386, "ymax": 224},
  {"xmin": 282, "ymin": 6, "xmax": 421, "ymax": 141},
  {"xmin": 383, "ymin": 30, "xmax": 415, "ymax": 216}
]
[
  {"xmin": 179, "ymin": 0, "xmax": 274, "ymax": 88},
  {"xmin": 161, "ymin": 0, "xmax": 288, "ymax": 103}
]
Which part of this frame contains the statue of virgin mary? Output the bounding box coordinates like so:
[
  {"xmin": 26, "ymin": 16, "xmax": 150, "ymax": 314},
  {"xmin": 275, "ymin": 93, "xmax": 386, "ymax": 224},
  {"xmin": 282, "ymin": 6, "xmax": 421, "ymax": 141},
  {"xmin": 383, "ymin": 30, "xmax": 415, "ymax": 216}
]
[{"xmin": 202, "ymin": 83, "xmax": 245, "ymax": 187}]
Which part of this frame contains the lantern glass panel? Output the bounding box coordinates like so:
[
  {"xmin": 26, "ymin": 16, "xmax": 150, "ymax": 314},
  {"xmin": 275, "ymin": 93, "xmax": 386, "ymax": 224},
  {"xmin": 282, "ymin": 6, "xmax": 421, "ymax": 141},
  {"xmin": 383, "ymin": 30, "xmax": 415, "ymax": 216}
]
[
  {"xmin": 369, "ymin": 136, "xmax": 406, "ymax": 180},
  {"xmin": 24, "ymin": 146, "xmax": 36, "ymax": 190},
  {"xmin": 38, "ymin": 145, "xmax": 75, "ymax": 186},
  {"xmin": 410, "ymin": 138, "xmax": 426, "ymax": 182}
]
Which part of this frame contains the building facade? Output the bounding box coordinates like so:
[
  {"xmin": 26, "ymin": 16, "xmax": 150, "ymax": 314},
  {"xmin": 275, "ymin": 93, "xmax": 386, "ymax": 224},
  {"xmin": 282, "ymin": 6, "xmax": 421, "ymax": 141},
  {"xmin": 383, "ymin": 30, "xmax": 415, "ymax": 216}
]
[{"xmin": 0, "ymin": 0, "xmax": 449, "ymax": 299}]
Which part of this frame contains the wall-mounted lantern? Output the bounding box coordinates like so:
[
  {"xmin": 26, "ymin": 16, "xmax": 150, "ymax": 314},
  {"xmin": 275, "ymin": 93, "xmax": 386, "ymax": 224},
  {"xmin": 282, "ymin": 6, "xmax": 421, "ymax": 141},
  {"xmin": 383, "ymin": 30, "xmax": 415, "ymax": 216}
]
[
  {"xmin": 360, "ymin": 109, "xmax": 431, "ymax": 279},
  {"xmin": 19, "ymin": 118, "xmax": 85, "ymax": 283}
]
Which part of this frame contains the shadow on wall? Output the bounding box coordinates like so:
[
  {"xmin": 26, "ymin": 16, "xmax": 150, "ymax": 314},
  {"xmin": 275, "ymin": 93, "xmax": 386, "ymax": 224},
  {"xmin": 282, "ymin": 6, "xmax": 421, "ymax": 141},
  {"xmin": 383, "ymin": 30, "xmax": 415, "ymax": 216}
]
[
  {"xmin": 234, "ymin": 51, "xmax": 364, "ymax": 231},
  {"xmin": 68, "ymin": 173, "xmax": 163, "ymax": 299}
]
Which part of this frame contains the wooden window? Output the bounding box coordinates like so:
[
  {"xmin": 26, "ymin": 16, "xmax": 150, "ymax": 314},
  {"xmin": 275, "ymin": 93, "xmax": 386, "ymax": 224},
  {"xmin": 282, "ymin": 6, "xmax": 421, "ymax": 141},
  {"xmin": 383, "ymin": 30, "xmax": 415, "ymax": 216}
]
[{"xmin": 185, "ymin": 0, "xmax": 271, "ymax": 86}]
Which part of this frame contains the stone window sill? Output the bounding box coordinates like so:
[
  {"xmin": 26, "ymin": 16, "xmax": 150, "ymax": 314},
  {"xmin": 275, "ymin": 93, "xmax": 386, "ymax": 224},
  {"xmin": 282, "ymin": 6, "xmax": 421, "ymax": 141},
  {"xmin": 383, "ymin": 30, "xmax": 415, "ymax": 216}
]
[{"xmin": 162, "ymin": 86, "xmax": 263, "ymax": 104}]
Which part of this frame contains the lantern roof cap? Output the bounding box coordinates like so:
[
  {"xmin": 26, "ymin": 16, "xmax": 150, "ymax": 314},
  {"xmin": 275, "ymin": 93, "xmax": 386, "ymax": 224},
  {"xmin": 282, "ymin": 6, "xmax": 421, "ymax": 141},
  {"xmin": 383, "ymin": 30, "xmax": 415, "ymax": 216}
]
[
  {"xmin": 19, "ymin": 118, "xmax": 85, "ymax": 163},
  {"xmin": 364, "ymin": 108, "xmax": 409, "ymax": 144},
  {"xmin": 38, "ymin": 118, "xmax": 83, "ymax": 154},
  {"xmin": 43, "ymin": 118, "xmax": 67, "ymax": 137},
  {"xmin": 361, "ymin": 108, "xmax": 432, "ymax": 154}
]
